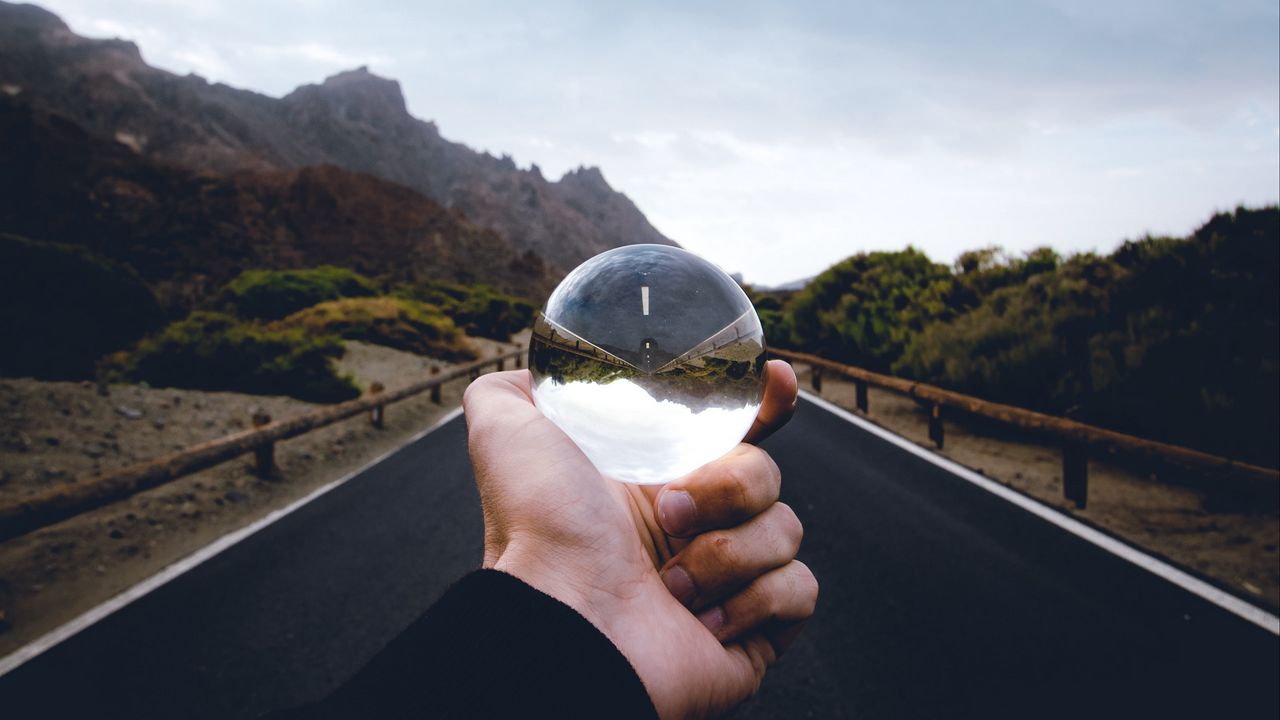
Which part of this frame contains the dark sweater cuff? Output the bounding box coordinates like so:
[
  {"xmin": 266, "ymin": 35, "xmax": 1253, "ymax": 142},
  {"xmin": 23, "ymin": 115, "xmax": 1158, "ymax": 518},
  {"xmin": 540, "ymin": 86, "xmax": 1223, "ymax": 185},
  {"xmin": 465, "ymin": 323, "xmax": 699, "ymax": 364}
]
[{"xmin": 294, "ymin": 569, "xmax": 658, "ymax": 720}]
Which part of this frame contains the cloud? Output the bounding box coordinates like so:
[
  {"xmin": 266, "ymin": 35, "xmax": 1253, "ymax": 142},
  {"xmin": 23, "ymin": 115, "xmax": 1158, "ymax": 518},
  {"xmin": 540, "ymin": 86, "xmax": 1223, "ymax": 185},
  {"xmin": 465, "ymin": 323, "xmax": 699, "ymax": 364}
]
[{"xmin": 244, "ymin": 43, "xmax": 394, "ymax": 70}]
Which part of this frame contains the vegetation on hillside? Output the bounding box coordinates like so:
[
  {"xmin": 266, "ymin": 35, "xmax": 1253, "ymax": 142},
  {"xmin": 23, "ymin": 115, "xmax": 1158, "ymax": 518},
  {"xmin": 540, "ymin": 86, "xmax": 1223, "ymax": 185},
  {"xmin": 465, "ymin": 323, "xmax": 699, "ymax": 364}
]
[
  {"xmin": 110, "ymin": 311, "xmax": 359, "ymax": 403},
  {"xmin": 758, "ymin": 207, "xmax": 1279, "ymax": 467},
  {"xmin": 0, "ymin": 233, "xmax": 163, "ymax": 379},
  {"xmin": 392, "ymin": 280, "xmax": 535, "ymax": 340},
  {"xmin": 218, "ymin": 266, "xmax": 378, "ymax": 320},
  {"xmin": 95, "ymin": 268, "xmax": 502, "ymax": 402},
  {"xmin": 271, "ymin": 297, "xmax": 476, "ymax": 362}
]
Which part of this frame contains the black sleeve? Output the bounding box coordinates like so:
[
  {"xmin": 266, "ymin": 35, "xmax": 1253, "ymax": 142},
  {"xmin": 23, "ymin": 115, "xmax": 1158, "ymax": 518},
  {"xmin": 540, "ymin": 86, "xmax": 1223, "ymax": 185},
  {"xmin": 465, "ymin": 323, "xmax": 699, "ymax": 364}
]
[{"xmin": 272, "ymin": 569, "xmax": 659, "ymax": 720}]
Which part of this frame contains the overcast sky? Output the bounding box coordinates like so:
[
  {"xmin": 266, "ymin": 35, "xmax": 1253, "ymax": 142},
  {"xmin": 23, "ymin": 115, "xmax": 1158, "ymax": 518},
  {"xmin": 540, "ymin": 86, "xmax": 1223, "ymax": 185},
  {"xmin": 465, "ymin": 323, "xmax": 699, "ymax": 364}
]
[{"xmin": 42, "ymin": 0, "xmax": 1280, "ymax": 285}]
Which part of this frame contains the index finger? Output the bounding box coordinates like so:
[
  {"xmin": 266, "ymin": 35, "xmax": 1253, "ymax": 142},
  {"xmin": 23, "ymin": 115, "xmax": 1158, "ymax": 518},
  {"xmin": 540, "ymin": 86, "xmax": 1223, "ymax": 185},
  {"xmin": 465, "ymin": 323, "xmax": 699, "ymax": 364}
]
[
  {"xmin": 744, "ymin": 360, "xmax": 798, "ymax": 445},
  {"xmin": 654, "ymin": 443, "xmax": 781, "ymax": 537}
]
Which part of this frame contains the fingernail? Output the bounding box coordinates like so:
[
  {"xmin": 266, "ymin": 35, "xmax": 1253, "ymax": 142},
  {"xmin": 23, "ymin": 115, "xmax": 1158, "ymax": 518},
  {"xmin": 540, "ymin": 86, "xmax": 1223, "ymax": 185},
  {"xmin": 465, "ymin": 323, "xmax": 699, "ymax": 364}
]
[
  {"xmin": 697, "ymin": 606, "xmax": 725, "ymax": 635},
  {"xmin": 658, "ymin": 490, "xmax": 695, "ymax": 535},
  {"xmin": 660, "ymin": 565, "xmax": 695, "ymax": 605}
]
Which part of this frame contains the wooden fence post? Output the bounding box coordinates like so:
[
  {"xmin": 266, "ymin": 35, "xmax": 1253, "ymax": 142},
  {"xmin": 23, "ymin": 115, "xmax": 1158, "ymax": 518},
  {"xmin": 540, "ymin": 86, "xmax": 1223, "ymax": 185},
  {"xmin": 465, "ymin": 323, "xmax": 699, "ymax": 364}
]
[
  {"xmin": 1063, "ymin": 441, "xmax": 1088, "ymax": 509},
  {"xmin": 811, "ymin": 366, "xmax": 823, "ymax": 392},
  {"xmin": 251, "ymin": 410, "xmax": 274, "ymax": 478},
  {"xmin": 368, "ymin": 382, "xmax": 385, "ymax": 429},
  {"xmin": 469, "ymin": 367, "xmax": 481, "ymax": 382},
  {"xmin": 928, "ymin": 404, "xmax": 944, "ymax": 449},
  {"xmin": 430, "ymin": 384, "xmax": 442, "ymax": 405},
  {"xmin": 516, "ymin": 351, "xmax": 524, "ymax": 369},
  {"xmin": 855, "ymin": 380, "xmax": 869, "ymax": 413}
]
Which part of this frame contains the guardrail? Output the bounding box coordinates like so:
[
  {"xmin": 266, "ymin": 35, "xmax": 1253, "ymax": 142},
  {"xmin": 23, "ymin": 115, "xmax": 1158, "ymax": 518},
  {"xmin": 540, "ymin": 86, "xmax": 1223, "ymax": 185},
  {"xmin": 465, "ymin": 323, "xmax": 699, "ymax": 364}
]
[
  {"xmin": 0, "ymin": 348, "xmax": 524, "ymax": 543},
  {"xmin": 769, "ymin": 348, "xmax": 1279, "ymax": 508}
]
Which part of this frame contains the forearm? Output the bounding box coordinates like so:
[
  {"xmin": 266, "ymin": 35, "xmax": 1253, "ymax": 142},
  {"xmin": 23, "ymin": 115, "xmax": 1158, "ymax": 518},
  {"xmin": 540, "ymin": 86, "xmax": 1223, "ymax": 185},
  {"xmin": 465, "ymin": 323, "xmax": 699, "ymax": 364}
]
[{"xmin": 277, "ymin": 570, "xmax": 658, "ymax": 720}]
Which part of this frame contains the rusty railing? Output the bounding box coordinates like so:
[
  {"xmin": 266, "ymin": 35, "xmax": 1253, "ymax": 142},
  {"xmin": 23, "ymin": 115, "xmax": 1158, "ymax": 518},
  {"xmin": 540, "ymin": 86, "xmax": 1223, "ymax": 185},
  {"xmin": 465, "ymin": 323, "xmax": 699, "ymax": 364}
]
[
  {"xmin": 770, "ymin": 348, "xmax": 1279, "ymax": 509},
  {"xmin": 0, "ymin": 348, "xmax": 524, "ymax": 543}
]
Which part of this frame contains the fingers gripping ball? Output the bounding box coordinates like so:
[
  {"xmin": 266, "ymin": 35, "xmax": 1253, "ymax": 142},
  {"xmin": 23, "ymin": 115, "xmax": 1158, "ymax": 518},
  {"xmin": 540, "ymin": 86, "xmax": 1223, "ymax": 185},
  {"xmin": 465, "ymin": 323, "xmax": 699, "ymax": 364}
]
[{"xmin": 530, "ymin": 245, "xmax": 767, "ymax": 485}]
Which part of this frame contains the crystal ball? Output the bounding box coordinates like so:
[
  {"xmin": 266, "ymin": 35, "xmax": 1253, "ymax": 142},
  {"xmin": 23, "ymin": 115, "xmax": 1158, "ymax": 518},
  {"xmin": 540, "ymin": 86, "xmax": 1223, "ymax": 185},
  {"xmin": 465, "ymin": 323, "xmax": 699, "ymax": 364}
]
[{"xmin": 530, "ymin": 244, "xmax": 767, "ymax": 485}]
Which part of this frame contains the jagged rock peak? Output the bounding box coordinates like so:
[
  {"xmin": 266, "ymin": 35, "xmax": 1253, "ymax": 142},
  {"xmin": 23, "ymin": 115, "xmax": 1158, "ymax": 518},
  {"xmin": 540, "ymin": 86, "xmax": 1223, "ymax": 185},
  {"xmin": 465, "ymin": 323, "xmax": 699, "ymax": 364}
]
[
  {"xmin": 561, "ymin": 165, "xmax": 610, "ymax": 189},
  {"xmin": 288, "ymin": 66, "xmax": 408, "ymax": 116}
]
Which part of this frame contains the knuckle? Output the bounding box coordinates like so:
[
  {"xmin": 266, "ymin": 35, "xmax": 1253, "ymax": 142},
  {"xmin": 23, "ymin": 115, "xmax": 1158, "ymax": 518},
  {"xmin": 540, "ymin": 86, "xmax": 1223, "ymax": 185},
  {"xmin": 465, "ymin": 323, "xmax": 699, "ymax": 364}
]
[
  {"xmin": 737, "ymin": 576, "xmax": 769, "ymax": 614},
  {"xmin": 461, "ymin": 374, "xmax": 492, "ymax": 411},
  {"xmin": 709, "ymin": 461, "xmax": 753, "ymax": 513},
  {"xmin": 758, "ymin": 506, "xmax": 802, "ymax": 564},
  {"xmin": 791, "ymin": 561, "xmax": 819, "ymax": 615},
  {"xmin": 725, "ymin": 447, "xmax": 778, "ymax": 504},
  {"xmin": 759, "ymin": 450, "xmax": 781, "ymax": 487},
  {"xmin": 702, "ymin": 531, "xmax": 739, "ymax": 569},
  {"xmin": 773, "ymin": 503, "xmax": 804, "ymax": 551}
]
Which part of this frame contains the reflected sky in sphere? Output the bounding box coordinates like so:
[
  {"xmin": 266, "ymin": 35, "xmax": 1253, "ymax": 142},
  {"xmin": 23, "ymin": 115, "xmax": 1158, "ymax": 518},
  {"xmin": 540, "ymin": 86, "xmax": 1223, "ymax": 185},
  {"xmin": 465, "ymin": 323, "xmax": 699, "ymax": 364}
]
[
  {"xmin": 530, "ymin": 244, "xmax": 767, "ymax": 485},
  {"xmin": 535, "ymin": 378, "xmax": 759, "ymax": 485}
]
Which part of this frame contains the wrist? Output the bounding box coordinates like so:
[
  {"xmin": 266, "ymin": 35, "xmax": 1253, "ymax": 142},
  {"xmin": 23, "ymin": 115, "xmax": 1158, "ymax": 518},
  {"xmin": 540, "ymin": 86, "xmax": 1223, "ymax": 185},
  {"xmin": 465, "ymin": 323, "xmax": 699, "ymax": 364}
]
[{"xmin": 489, "ymin": 535, "xmax": 632, "ymax": 645}]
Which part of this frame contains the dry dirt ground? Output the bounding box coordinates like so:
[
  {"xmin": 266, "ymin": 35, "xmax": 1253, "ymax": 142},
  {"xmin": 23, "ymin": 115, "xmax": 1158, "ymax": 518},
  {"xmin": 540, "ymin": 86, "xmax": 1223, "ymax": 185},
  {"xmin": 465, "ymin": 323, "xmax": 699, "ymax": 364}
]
[
  {"xmin": 793, "ymin": 365, "xmax": 1279, "ymax": 610},
  {"xmin": 0, "ymin": 337, "xmax": 520, "ymax": 657}
]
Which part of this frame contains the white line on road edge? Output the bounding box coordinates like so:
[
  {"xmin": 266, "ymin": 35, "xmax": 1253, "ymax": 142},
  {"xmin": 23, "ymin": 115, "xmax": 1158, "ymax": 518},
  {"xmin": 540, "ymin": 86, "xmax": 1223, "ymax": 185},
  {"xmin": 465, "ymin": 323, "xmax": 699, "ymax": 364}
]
[
  {"xmin": 0, "ymin": 406, "xmax": 467, "ymax": 678},
  {"xmin": 799, "ymin": 389, "xmax": 1280, "ymax": 636}
]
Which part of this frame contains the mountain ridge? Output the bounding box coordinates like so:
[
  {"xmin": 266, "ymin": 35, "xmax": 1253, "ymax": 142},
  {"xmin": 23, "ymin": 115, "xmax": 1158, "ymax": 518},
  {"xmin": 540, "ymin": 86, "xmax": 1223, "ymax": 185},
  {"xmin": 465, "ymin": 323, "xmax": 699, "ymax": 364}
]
[
  {"xmin": 0, "ymin": 1, "xmax": 677, "ymax": 272},
  {"xmin": 0, "ymin": 95, "xmax": 552, "ymax": 310}
]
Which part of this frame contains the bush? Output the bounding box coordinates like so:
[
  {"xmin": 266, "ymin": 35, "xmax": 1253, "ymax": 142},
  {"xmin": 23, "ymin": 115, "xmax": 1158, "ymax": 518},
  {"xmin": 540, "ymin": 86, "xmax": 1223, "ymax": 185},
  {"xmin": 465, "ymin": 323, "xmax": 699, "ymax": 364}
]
[
  {"xmin": 219, "ymin": 266, "xmax": 379, "ymax": 320},
  {"xmin": 393, "ymin": 281, "xmax": 534, "ymax": 340},
  {"xmin": 118, "ymin": 311, "xmax": 359, "ymax": 403},
  {"xmin": 273, "ymin": 297, "xmax": 478, "ymax": 362},
  {"xmin": 894, "ymin": 255, "xmax": 1122, "ymax": 412},
  {"xmin": 0, "ymin": 233, "xmax": 163, "ymax": 379},
  {"xmin": 787, "ymin": 248, "xmax": 954, "ymax": 371},
  {"xmin": 894, "ymin": 206, "xmax": 1278, "ymax": 466}
]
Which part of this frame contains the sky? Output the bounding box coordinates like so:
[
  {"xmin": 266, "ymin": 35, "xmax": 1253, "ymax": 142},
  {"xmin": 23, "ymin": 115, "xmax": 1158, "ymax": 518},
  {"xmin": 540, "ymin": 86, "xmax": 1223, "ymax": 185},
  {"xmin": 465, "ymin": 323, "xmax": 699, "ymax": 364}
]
[{"xmin": 40, "ymin": 0, "xmax": 1280, "ymax": 286}]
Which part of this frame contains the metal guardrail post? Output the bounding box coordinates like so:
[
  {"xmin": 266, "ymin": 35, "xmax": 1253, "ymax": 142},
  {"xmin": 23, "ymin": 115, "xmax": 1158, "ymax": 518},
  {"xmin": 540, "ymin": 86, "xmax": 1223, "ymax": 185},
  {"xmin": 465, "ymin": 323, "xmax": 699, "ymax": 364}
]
[
  {"xmin": 1064, "ymin": 442, "xmax": 1088, "ymax": 508},
  {"xmin": 928, "ymin": 403, "xmax": 944, "ymax": 449},
  {"xmin": 368, "ymin": 382, "xmax": 385, "ymax": 429},
  {"xmin": 855, "ymin": 380, "xmax": 869, "ymax": 413},
  {"xmin": 251, "ymin": 410, "xmax": 274, "ymax": 478}
]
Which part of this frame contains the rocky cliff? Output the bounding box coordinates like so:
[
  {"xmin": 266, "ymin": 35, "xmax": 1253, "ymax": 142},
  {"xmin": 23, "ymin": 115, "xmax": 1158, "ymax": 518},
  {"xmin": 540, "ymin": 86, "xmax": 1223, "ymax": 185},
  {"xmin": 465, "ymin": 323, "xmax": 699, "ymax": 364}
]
[{"xmin": 0, "ymin": 1, "xmax": 677, "ymax": 273}]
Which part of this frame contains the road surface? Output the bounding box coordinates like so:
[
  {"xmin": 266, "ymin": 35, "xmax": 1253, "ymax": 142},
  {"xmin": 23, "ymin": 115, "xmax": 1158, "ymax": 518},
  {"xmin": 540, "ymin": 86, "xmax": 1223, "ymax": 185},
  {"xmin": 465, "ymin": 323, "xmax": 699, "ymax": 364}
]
[{"xmin": 1, "ymin": 397, "xmax": 1276, "ymax": 718}]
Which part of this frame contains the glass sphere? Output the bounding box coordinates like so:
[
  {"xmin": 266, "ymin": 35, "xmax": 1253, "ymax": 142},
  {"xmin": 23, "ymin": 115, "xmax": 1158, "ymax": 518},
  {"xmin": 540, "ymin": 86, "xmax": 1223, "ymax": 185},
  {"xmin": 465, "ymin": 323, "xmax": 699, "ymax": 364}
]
[{"xmin": 530, "ymin": 244, "xmax": 767, "ymax": 485}]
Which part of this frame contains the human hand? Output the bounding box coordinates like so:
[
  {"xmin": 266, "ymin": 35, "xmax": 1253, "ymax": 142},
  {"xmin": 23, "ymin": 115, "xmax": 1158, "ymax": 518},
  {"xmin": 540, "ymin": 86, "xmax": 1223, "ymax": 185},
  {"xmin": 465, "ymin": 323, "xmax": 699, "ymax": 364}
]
[{"xmin": 463, "ymin": 360, "xmax": 817, "ymax": 719}]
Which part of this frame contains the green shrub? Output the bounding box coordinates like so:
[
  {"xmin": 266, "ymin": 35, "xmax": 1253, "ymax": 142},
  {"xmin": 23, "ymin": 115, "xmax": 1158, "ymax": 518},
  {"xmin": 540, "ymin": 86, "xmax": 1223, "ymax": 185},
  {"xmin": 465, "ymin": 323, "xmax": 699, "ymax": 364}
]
[
  {"xmin": 119, "ymin": 311, "xmax": 359, "ymax": 403},
  {"xmin": 894, "ymin": 255, "xmax": 1122, "ymax": 412},
  {"xmin": 787, "ymin": 248, "xmax": 955, "ymax": 371},
  {"xmin": 393, "ymin": 281, "xmax": 534, "ymax": 340},
  {"xmin": 0, "ymin": 233, "xmax": 163, "ymax": 379},
  {"xmin": 219, "ymin": 266, "xmax": 379, "ymax": 320},
  {"xmin": 894, "ymin": 206, "xmax": 1278, "ymax": 466},
  {"xmin": 273, "ymin": 297, "xmax": 478, "ymax": 362}
]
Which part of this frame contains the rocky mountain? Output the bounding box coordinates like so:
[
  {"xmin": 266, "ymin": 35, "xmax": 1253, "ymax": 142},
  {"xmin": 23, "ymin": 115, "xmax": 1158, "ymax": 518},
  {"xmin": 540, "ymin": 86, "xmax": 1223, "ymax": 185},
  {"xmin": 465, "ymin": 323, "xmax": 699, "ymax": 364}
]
[
  {"xmin": 0, "ymin": 1, "xmax": 677, "ymax": 272},
  {"xmin": 0, "ymin": 96, "xmax": 551, "ymax": 310}
]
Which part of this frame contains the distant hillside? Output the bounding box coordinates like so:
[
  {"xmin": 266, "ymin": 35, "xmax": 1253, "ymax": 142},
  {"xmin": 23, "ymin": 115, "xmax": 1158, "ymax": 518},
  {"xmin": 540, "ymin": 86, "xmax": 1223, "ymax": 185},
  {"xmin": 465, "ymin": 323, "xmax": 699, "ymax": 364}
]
[
  {"xmin": 0, "ymin": 1, "xmax": 677, "ymax": 272},
  {"xmin": 0, "ymin": 97, "xmax": 551, "ymax": 310}
]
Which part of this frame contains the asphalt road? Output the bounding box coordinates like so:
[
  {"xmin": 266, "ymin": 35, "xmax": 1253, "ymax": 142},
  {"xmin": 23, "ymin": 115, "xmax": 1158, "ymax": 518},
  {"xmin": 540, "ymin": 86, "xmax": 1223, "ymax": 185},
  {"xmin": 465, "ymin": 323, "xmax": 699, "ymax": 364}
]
[{"xmin": 1, "ymin": 397, "xmax": 1276, "ymax": 719}]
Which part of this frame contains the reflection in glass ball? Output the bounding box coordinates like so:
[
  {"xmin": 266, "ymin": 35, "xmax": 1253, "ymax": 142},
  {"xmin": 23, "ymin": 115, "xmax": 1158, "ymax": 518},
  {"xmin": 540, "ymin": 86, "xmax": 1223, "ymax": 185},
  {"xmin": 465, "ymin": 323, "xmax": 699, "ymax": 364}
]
[{"xmin": 530, "ymin": 244, "xmax": 767, "ymax": 485}]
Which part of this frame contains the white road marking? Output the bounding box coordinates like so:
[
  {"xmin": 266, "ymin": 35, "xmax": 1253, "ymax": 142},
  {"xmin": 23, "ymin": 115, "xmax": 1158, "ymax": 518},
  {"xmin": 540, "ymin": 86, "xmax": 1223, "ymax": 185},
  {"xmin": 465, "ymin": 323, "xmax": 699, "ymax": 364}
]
[
  {"xmin": 641, "ymin": 286, "xmax": 650, "ymax": 316},
  {"xmin": 798, "ymin": 389, "xmax": 1280, "ymax": 636},
  {"xmin": 0, "ymin": 406, "xmax": 467, "ymax": 678}
]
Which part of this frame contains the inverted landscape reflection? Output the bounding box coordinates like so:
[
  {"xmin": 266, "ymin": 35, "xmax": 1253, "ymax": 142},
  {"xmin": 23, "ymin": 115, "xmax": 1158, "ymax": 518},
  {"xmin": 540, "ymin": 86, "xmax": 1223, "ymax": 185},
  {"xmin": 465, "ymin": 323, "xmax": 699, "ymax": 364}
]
[{"xmin": 530, "ymin": 245, "xmax": 767, "ymax": 485}]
